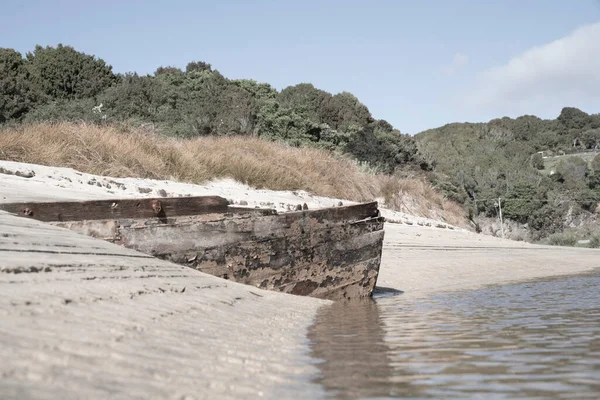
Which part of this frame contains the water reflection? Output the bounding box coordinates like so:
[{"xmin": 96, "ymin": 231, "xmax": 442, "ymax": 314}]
[
  {"xmin": 307, "ymin": 298, "xmax": 400, "ymax": 399},
  {"xmin": 308, "ymin": 273, "xmax": 600, "ymax": 399}
]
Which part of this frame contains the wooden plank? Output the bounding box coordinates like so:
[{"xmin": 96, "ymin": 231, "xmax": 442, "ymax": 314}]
[
  {"xmin": 281, "ymin": 201, "xmax": 380, "ymax": 224},
  {"xmin": 149, "ymin": 215, "xmax": 384, "ymax": 263},
  {"xmin": 47, "ymin": 202, "xmax": 383, "ymax": 260},
  {"xmin": 156, "ymin": 218, "xmax": 385, "ymax": 299},
  {"xmin": 227, "ymin": 207, "xmax": 278, "ymax": 216},
  {"xmin": 47, "ymin": 202, "xmax": 384, "ymax": 299},
  {"xmin": 0, "ymin": 197, "xmax": 375, "ymax": 223},
  {"xmin": 0, "ymin": 196, "xmax": 230, "ymax": 222},
  {"xmin": 50, "ymin": 204, "xmax": 383, "ymax": 256}
]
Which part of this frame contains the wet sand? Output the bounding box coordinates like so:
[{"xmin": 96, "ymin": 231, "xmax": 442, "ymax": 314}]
[{"xmin": 3, "ymin": 216, "xmax": 598, "ymax": 399}]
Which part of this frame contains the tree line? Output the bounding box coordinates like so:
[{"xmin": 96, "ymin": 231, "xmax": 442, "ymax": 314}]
[
  {"xmin": 2, "ymin": 44, "xmax": 600, "ymax": 241},
  {"xmin": 0, "ymin": 44, "xmax": 428, "ymax": 174}
]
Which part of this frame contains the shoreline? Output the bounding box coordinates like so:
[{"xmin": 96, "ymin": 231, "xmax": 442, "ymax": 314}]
[
  {"xmin": 2, "ymin": 160, "xmax": 600, "ymax": 398},
  {"xmin": 378, "ymin": 223, "xmax": 599, "ymax": 299}
]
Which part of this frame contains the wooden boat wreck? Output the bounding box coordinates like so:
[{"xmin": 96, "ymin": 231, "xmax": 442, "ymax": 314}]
[{"xmin": 0, "ymin": 196, "xmax": 385, "ymax": 300}]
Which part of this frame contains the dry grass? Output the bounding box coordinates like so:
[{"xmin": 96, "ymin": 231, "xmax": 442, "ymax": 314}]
[
  {"xmin": 379, "ymin": 176, "xmax": 466, "ymax": 227},
  {"xmin": 0, "ymin": 122, "xmax": 467, "ymax": 226}
]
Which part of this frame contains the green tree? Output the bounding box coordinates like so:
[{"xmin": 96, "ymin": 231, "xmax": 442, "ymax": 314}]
[
  {"xmin": 557, "ymin": 107, "xmax": 591, "ymax": 132},
  {"xmin": 501, "ymin": 182, "xmax": 544, "ymax": 223},
  {"xmin": 373, "ymin": 119, "xmax": 394, "ymax": 133},
  {"xmin": 185, "ymin": 61, "xmax": 212, "ymax": 74},
  {"xmin": 530, "ymin": 153, "xmax": 544, "ymax": 170},
  {"xmin": 154, "ymin": 66, "xmax": 186, "ymax": 88},
  {"xmin": 532, "ymin": 130, "xmax": 561, "ymax": 150},
  {"xmin": 154, "ymin": 66, "xmax": 183, "ymax": 77},
  {"xmin": 573, "ymin": 187, "xmax": 599, "ymax": 211},
  {"xmin": 592, "ymin": 154, "xmax": 600, "ymax": 172},
  {"xmin": 254, "ymin": 100, "xmax": 318, "ymax": 144},
  {"xmin": 232, "ymin": 79, "xmax": 277, "ymax": 102},
  {"xmin": 345, "ymin": 123, "xmax": 427, "ymax": 173},
  {"xmin": 178, "ymin": 70, "xmax": 258, "ymax": 136},
  {"xmin": 586, "ymin": 154, "xmax": 600, "ymax": 189},
  {"xmin": 26, "ymin": 44, "xmax": 117, "ymax": 101},
  {"xmin": 581, "ymin": 129, "xmax": 600, "ymax": 149},
  {"xmin": 555, "ymin": 157, "xmax": 588, "ymax": 190},
  {"xmin": 278, "ymin": 83, "xmax": 330, "ymax": 124},
  {"xmin": 0, "ymin": 48, "xmax": 37, "ymax": 123},
  {"xmin": 511, "ymin": 115, "xmax": 545, "ymax": 141},
  {"xmin": 320, "ymin": 92, "xmax": 373, "ymax": 132},
  {"xmin": 233, "ymin": 79, "xmax": 287, "ymax": 138},
  {"xmin": 528, "ymin": 204, "xmax": 564, "ymax": 239},
  {"xmin": 100, "ymin": 73, "xmax": 177, "ymax": 122},
  {"xmin": 415, "ymin": 108, "xmax": 600, "ymax": 239},
  {"xmin": 23, "ymin": 97, "xmax": 105, "ymax": 124}
]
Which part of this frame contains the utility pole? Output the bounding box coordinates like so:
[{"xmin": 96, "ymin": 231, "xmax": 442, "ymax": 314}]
[{"xmin": 497, "ymin": 197, "xmax": 504, "ymax": 239}]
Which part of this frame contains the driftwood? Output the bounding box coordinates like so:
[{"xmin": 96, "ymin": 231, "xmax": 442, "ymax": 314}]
[{"xmin": 0, "ymin": 196, "xmax": 230, "ymax": 222}]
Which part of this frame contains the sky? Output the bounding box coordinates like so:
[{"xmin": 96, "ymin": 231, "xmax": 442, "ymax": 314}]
[{"xmin": 3, "ymin": 0, "xmax": 600, "ymax": 134}]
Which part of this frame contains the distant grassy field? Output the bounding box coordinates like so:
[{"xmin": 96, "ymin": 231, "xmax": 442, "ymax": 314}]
[{"xmin": 541, "ymin": 151, "xmax": 600, "ymax": 174}]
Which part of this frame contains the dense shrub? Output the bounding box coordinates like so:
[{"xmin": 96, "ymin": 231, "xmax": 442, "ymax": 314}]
[
  {"xmin": 26, "ymin": 44, "xmax": 117, "ymax": 100},
  {"xmin": 345, "ymin": 124, "xmax": 429, "ymax": 174},
  {"xmin": 531, "ymin": 153, "xmax": 544, "ymax": 169},
  {"xmin": 589, "ymin": 232, "xmax": 600, "ymax": 248},
  {"xmin": 546, "ymin": 231, "xmax": 579, "ymax": 247},
  {"xmin": 0, "ymin": 48, "xmax": 37, "ymax": 122}
]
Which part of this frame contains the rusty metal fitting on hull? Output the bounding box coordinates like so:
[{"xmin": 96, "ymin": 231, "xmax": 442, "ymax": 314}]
[{"xmin": 151, "ymin": 200, "xmax": 162, "ymax": 215}]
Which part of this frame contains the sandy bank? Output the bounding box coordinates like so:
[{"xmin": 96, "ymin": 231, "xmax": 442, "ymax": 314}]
[
  {"xmin": 2, "ymin": 160, "xmax": 600, "ymax": 398},
  {"xmin": 0, "ymin": 211, "xmax": 328, "ymax": 399},
  {"xmin": 0, "ymin": 160, "xmax": 459, "ymax": 229},
  {"xmin": 0, "ymin": 162, "xmax": 341, "ymax": 399},
  {"xmin": 379, "ymin": 223, "xmax": 600, "ymax": 298}
]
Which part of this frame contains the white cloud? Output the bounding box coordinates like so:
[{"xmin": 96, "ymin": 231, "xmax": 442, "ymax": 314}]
[
  {"xmin": 459, "ymin": 22, "xmax": 600, "ymax": 117},
  {"xmin": 442, "ymin": 52, "xmax": 469, "ymax": 76}
]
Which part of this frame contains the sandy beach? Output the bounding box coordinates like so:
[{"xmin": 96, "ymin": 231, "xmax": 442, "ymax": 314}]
[
  {"xmin": 0, "ymin": 212, "xmax": 327, "ymax": 399},
  {"xmin": 1, "ymin": 160, "xmax": 599, "ymax": 399},
  {"xmin": 378, "ymin": 222, "xmax": 599, "ymax": 298}
]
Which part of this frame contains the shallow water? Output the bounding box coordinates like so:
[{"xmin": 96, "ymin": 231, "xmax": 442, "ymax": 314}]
[{"xmin": 307, "ymin": 272, "xmax": 600, "ymax": 399}]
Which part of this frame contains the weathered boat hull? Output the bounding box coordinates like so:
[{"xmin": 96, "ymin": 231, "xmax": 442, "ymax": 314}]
[{"xmin": 0, "ymin": 196, "xmax": 385, "ymax": 300}]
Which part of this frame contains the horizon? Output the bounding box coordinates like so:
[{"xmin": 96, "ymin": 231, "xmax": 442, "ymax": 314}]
[{"xmin": 3, "ymin": 1, "xmax": 600, "ymax": 134}]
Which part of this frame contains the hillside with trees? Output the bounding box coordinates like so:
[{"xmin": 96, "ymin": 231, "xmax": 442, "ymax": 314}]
[
  {"xmin": 416, "ymin": 110, "xmax": 600, "ymax": 242},
  {"xmin": 2, "ymin": 44, "xmax": 600, "ymax": 244},
  {"xmin": 0, "ymin": 44, "xmax": 428, "ymax": 175}
]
